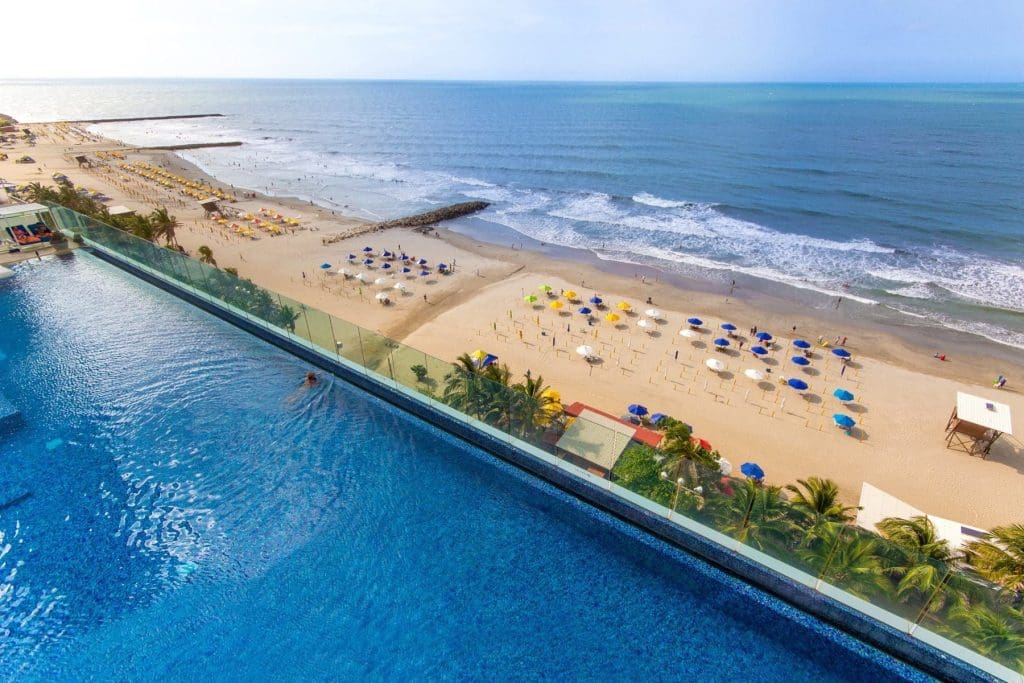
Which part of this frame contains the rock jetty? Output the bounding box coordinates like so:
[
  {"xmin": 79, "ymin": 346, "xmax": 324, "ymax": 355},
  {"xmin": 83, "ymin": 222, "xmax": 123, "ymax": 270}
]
[{"xmin": 326, "ymin": 201, "xmax": 489, "ymax": 243}]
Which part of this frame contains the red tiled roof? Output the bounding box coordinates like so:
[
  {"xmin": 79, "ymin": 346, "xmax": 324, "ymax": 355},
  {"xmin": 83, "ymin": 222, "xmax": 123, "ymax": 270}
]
[{"xmin": 563, "ymin": 402, "xmax": 664, "ymax": 448}]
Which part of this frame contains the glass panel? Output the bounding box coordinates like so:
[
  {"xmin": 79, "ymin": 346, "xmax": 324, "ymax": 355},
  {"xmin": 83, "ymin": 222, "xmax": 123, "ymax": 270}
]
[
  {"xmin": 275, "ymin": 292, "xmax": 311, "ymax": 341},
  {"xmin": 303, "ymin": 304, "xmax": 336, "ymax": 354},
  {"xmin": 329, "ymin": 315, "xmax": 368, "ymax": 368}
]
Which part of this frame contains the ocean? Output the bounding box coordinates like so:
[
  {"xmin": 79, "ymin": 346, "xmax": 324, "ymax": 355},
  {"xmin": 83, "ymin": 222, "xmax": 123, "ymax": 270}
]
[{"xmin": 2, "ymin": 79, "xmax": 1022, "ymax": 349}]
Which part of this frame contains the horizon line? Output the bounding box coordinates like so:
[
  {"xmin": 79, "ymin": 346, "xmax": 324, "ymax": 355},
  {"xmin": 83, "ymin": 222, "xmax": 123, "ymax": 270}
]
[{"xmin": 3, "ymin": 76, "xmax": 1023, "ymax": 86}]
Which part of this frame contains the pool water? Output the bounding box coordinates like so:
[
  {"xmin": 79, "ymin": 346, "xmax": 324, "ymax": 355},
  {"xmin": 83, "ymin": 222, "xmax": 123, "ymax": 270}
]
[{"xmin": 0, "ymin": 254, "xmax": 926, "ymax": 681}]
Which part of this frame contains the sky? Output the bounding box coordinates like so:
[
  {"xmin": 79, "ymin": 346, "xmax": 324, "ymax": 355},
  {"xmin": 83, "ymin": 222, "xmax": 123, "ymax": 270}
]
[{"xmin": 7, "ymin": 0, "xmax": 1024, "ymax": 81}]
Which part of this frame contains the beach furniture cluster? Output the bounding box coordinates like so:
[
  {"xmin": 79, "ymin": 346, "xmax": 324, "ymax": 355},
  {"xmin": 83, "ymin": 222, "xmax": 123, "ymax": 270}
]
[
  {"xmin": 322, "ymin": 246, "xmax": 454, "ymax": 303},
  {"xmin": 94, "ymin": 150, "xmax": 126, "ymax": 161},
  {"xmin": 511, "ymin": 283, "xmax": 866, "ymax": 445},
  {"xmin": 119, "ymin": 161, "xmax": 237, "ymax": 202}
]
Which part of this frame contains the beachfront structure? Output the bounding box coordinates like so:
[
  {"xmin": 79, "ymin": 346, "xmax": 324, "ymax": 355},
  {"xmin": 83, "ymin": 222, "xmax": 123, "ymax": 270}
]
[{"xmin": 946, "ymin": 392, "xmax": 1013, "ymax": 458}]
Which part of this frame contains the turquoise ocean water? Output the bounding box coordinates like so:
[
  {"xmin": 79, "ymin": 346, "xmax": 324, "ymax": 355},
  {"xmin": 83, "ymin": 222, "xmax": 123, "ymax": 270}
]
[{"xmin": 2, "ymin": 79, "xmax": 1022, "ymax": 348}]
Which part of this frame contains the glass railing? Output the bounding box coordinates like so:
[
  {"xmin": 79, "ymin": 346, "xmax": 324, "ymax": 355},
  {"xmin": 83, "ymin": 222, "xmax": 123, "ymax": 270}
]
[{"xmin": 48, "ymin": 204, "xmax": 1023, "ymax": 682}]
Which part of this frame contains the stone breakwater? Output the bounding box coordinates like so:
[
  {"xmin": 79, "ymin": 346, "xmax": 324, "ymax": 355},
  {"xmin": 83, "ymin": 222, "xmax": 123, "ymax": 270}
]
[{"xmin": 327, "ymin": 201, "xmax": 490, "ymax": 242}]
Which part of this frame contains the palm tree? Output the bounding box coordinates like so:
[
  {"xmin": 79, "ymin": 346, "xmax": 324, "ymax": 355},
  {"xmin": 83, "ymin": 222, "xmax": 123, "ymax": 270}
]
[
  {"xmin": 277, "ymin": 304, "xmax": 300, "ymax": 332},
  {"xmin": 786, "ymin": 477, "xmax": 858, "ymax": 538},
  {"xmin": 876, "ymin": 516, "xmax": 973, "ymax": 615},
  {"xmin": 25, "ymin": 182, "xmax": 54, "ymax": 204},
  {"xmin": 197, "ymin": 245, "xmax": 217, "ymax": 266},
  {"xmin": 443, "ymin": 353, "xmax": 510, "ymax": 423},
  {"xmin": 509, "ymin": 370, "xmax": 558, "ymax": 439},
  {"xmin": 659, "ymin": 417, "xmax": 718, "ymax": 485},
  {"xmin": 797, "ymin": 524, "xmax": 889, "ymax": 600},
  {"xmin": 706, "ymin": 478, "xmax": 795, "ymax": 551},
  {"xmin": 944, "ymin": 604, "xmax": 1024, "ymax": 671},
  {"xmin": 965, "ymin": 524, "xmax": 1024, "ymax": 600},
  {"xmin": 149, "ymin": 207, "xmax": 179, "ymax": 246}
]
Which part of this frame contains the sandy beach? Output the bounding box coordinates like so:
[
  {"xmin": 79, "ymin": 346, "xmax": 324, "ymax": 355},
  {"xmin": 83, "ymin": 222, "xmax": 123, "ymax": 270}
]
[{"xmin": 3, "ymin": 122, "xmax": 1022, "ymax": 529}]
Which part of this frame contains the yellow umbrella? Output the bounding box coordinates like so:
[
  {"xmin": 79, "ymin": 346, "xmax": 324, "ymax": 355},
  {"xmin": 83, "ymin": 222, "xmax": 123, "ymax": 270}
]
[
  {"xmin": 538, "ymin": 284, "xmax": 553, "ymax": 292},
  {"xmin": 469, "ymin": 349, "xmax": 486, "ymax": 361},
  {"xmin": 549, "ymin": 300, "xmax": 564, "ymax": 310},
  {"xmin": 564, "ymin": 290, "xmax": 577, "ymax": 299},
  {"xmin": 605, "ymin": 313, "xmax": 620, "ymax": 323},
  {"xmin": 616, "ymin": 302, "xmax": 632, "ymax": 311}
]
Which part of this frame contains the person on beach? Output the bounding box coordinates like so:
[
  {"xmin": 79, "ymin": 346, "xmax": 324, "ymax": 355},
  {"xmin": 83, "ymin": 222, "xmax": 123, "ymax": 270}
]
[
  {"xmin": 994, "ymin": 374, "xmax": 1007, "ymax": 389},
  {"xmin": 304, "ymin": 372, "xmax": 318, "ymax": 386}
]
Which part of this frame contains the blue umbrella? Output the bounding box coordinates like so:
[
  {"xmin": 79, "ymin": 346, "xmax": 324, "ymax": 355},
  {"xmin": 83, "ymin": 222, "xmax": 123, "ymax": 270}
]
[
  {"xmin": 419, "ymin": 270, "xmax": 430, "ymax": 277},
  {"xmin": 793, "ymin": 339, "xmax": 811, "ymax": 349},
  {"xmin": 363, "ymin": 258, "xmax": 374, "ymax": 265},
  {"xmin": 713, "ymin": 337, "xmax": 730, "ymax": 347},
  {"xmin": 721, "ymin": 323, "xmax": 737, "ymax": 331},
  {"xmin": 418, "ymin": 258, "xmax": 428, "ymax": 265},
  {"xmin": 741, "ymin": 462, "xmax": 765, "ymax": 480},
  {"xmin": 362, "ymin": 246, "xmax": 373, "ymax": 253},
  {"xmin": 756, "ymin": 331, "xmax": 773, "ymax": 341},
  {"xmin": 787, "ymin": 378, "xmax": 809, "ymax": 391},
  {"xmin": 833, "ymin": 389, "xmax": 855, "ymax": 402},
  {"xmin": 577, "ymin": 306, "xmax": 592, "ymax": 315},
  {"xmin": 319, "ymin": 262, "xmax": 332, "ymax": 270},
  {"xmin": 438, "ymin": 263, "xmax": 448, "ymax": 270},
  {"xmin": 589, "ymin": 296, "xmax": 603, "ymax": 304},
  {"xmin": 381, "ymin": 263, "xmax": 392, "ymax": 270},
  {"xmin": 650, "ymin": 413, "xmax": 668, "ymax": 425},
  {"xmin": 401, "ymin": 267, "xmax": 411, "ymax": 273},
  {"xmin": 751, "ymin": 346, "xmax": 768, "ymax": 356},
  {"xmin": 832, "ymin": 348, "xmax": 851, "ymax": 359},
  {"xmin": 687, "ymin": 317, "xmax": 703, "ymax": 326},
  {"xmin": 833, "ymin": 414, "xmax": 856, "ymax": 429},
  {"xmin": 400, "ymin": 253, "xmax": 408, "ymax": 260},
  {"xmin": 627, "ymin": 404, "xmax": 649, "ymax": 417},
  {"xmin": 791, "ymin": 356, "xmax": 810, "ymax": 366},
  {"xmin": 347, "ymin": 253, "xmax": 356, "ymax": 260},
  {"xmin": 382, "ymin": 250, "xmax": 392, "ymax": 257}
]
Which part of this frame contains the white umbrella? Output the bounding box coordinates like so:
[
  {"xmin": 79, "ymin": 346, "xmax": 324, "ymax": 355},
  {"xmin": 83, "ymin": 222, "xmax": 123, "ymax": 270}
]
[
  {"xmin": 679, "ymin": 329, "xmax": 696, "ymax": 338},
  {"xmin": 576, "ymin": 345, "xmax": 594, "ymax": 357},
  {"xmin": 744, "ymin": 368, "xmax": 765, "ymax": 381},
  {"xmin": 705, "ymin": 358, "xmax": 725, "ymax": 372},
  {"xmin": 645, "ymin": 308, "xmax": 662, "ymax": 319},
  {"xmin": 637, "ymin": 319, "xmax": 652, "ymax": 330},
  {"xmin": 336, "ymin": 268, "xmax": 350, "ymax": 277},
  {"xmin": 354, "ymin": 272, "xmax": 367, "ymax": 282},
  {"xmin": 393, "ymin": 282, "xmax": 408, "ymax": 291},
  {"xmin": 374, "ymin": 292, "xmax": 390, "ymax": 302},
  {"xmin": 718, "ymin": 458, "xmax": 733, "ymax": 476},
  {"xmin": 374, "ymin": 277, "xmax": 389, "ymax": 286}
]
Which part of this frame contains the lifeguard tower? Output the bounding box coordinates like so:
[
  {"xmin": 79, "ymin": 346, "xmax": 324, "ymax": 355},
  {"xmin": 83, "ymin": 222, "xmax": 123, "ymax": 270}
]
[{"xmin": 945, "ymin": 392, "xmax": 1013, "ymax": 459}]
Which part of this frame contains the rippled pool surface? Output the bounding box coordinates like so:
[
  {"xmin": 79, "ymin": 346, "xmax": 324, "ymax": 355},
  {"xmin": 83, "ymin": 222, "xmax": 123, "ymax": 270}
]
[{"xmin": 0, "ymin": 255, "xmax": 926, "ymax": 681}]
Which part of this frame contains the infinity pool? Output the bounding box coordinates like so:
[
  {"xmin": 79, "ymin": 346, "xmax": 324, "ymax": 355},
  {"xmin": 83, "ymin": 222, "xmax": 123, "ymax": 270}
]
[{"xmin": 0, "ymin": 254, "xmax": 925, "ymax": 681}]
